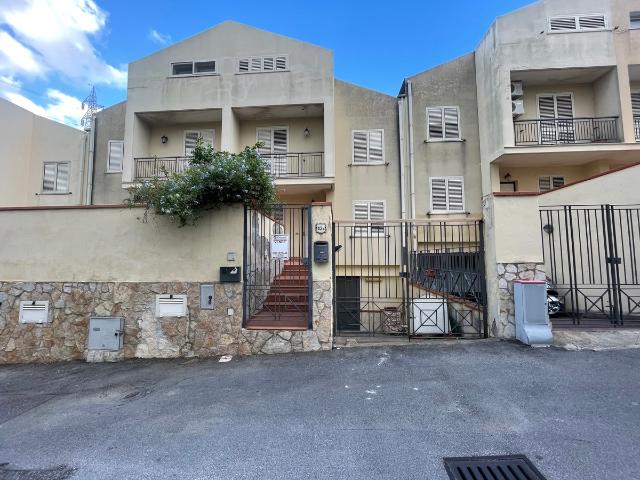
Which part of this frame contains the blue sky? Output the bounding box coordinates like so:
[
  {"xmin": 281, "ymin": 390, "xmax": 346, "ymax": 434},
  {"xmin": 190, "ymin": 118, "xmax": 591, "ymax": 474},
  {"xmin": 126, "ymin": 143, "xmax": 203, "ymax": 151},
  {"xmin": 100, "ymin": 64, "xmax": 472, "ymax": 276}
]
[{"xmin": 0, "ymin": 0, "xmax": 533, "ymax": 128}]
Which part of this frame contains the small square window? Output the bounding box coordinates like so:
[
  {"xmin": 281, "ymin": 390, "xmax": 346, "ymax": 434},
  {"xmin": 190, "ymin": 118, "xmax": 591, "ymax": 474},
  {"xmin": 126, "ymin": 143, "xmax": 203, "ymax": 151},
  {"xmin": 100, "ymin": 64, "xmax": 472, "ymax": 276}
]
[
  {"xmin": 194, "ymin": 61, "xmax": 216, "ymax": 74},
  {"xmin": 631, "ymin": 12, "xmax": 640, "ymax": 29},
  {"xmin": 172, "ymin": 62, "xmax": 193, "ymax": 75},
  {"xmin": 42, "ymin": 162, "xmax": 70, "ymax": 193}
]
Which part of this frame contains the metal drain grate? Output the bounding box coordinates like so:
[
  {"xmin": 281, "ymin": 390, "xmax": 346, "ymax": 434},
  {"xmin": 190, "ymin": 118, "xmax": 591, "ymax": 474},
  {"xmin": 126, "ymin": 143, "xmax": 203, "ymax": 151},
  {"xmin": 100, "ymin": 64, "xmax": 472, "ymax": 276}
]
[{"xmin": 443, "ymin": 455, "xmax": 547, "ymax": 480}]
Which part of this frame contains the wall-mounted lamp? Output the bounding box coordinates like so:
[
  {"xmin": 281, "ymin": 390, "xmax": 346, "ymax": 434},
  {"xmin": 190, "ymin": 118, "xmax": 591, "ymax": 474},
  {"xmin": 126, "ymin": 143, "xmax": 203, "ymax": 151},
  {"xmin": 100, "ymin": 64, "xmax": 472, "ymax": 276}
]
[
  {"xmin": 303, "ymin": 128, "xmax": 310, "ymax": 138},
  {"xmin": 504, "ymin": 172, "xmax": 512, "ymax": 181},
  {"xmin": 161, "ymin": 135, "xmax": 168, "ymax": 144}
]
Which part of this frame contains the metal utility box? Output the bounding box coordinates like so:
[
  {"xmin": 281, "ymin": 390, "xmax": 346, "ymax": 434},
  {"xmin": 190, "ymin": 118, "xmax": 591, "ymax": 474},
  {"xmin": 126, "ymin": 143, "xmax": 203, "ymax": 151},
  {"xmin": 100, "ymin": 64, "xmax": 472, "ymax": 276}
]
[
  {"xmin": 220, "ymin": 266, "xmax": 241, "ymax": 283},
  {"xmin": 88, "ymin": 317, "xmax": 124, "ymax": 351},
  {"xmin": 514, "ymin": 281, "xmax": 553, "ymax": 347},
  {"xmin": 314, "ymin": 241, "xmax": 329, "ymax": 264},
  {"xmin": 200, "ymin": 284, "xmax": 214, "ymax": 310}
]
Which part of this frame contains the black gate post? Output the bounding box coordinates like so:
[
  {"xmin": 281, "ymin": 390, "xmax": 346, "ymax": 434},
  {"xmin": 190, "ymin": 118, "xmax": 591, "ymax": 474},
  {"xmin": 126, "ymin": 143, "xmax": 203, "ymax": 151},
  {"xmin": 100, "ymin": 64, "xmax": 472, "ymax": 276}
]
[
  {"xmin": 242, "ymin": 204, "xmax": 249, "ymax": 328},
  {"xmin": 479, "ymin": 220, "xmax": 489, "ymax": 339},
  {"xmin": 563, "ymin": 205, "xmax": 580, "ymax": 325},
  {"xmin": 604, "ymin": 204, "xmax": 622, "ymax": 325}
]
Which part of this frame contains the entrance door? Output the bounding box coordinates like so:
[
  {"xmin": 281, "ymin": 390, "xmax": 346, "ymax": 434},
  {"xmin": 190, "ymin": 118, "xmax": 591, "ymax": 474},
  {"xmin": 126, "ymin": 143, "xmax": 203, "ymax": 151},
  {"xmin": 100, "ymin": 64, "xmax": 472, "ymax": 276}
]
[{"xmin": 336, "ymin": 277, "xmax": 361, "ymax": 331}]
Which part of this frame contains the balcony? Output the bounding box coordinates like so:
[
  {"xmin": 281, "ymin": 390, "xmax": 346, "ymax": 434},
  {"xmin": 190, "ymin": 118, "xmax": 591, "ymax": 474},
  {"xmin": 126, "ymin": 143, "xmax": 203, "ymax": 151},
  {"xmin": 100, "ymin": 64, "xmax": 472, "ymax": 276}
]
[
  {"xmin": 260, "ymin": 152, "xmax": 324, "ymax": 178},
  {"xmin": 134, "ymin": 152, "xmax": 324, "ymax": 181},
  {"xmin": 513, "ymin": 117, "xmax": 620, "ymax": 146}
]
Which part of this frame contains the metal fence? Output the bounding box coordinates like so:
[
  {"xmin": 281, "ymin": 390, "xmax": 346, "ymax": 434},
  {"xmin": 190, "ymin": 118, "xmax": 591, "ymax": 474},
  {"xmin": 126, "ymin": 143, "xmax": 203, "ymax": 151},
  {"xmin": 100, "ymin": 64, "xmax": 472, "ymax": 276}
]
[
  {"xmin": 259, "ymin": 152, "xmax": 324, "ymax": 178},
  {"xmin": 134, "ymin": 157, "xmax": 189, "ymax": 180},
  {"xmin": 333, "ymin": 220, "xmax": 486, "ymax": 338},
  {"xmin": 540, "ymin": 205, "xmax": 640, "ymax": 326},
  {"xmin": 514, "ymin": 117, "xmax": 619, "ymax": 146}
]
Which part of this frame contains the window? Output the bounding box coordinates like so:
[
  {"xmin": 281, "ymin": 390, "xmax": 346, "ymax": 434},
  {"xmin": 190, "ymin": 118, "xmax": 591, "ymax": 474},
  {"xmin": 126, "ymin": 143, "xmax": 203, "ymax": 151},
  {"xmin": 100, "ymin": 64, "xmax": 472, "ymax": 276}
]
[
  {"xmin": 238, "ymin": 55, "xmax": 288, "ymax": 73},
  {"xmin": 257, "ymin": 127, "xmax": 289, "ymax": 175},
  {"xmin": 538, "ymin": 176, "xmax": 565, "ymax": 192},
  {"xmin": 353, "ymin": 201, "xmax": 386, "ymax": 236},
  {"xmin": 184, "ymin": 130, "xmax": 215, "ymax": 156},
  {"xmin": 538, "ymin": 93, "xmax": 575, "ymax": 143},
  {"xmin": 548, "ymin": 14, "xmax": 607, "ymax": 32},
  {"xmin": 427, "ymin": 107, "xmax": 461, "ymax": 141},
  {"xmin": 352, "ymin": 129, "xmax": 384, "ymax": 165},
  {"xmin": 42, "ymin": 162, "xmax": 70, "ymax": 194},
  {"xmin": 171, "ymin": 61, "xmax": 216, "ymax": 76},
  {"xmin": 632, "ymin": 92, "xmax": 640, "ymax": 116},
  {"xmin": 429, "ymin": 177, "xmax": 465, "ymax": 213},
  {"xmin": 632, "ymin": 12, "xmax": 640, "ymax": 29},
  {"xmin": 107, "ymin": 140, "xmax": 124, "ymax": 172}
]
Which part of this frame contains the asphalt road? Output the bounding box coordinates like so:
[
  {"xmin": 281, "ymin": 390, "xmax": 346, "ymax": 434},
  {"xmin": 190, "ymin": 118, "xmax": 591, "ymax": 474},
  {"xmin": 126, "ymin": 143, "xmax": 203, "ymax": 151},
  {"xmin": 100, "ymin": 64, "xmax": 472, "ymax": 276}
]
[{"xmin": 1, "ymin": 341, "xmax": 639, "ymax": 479}]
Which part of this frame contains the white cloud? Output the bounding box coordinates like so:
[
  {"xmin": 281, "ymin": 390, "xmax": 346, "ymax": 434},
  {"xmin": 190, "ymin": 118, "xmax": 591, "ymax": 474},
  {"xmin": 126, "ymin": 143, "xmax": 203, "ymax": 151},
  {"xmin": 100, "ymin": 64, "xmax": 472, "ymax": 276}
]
[
  {"xmin": 149, "ymin": 29, "xmax": 172, "ymax": 46},
  {"xmin": 3, "ymin": 89, "xmax": 85, "ymax": 128},
  {"xmin": 0, "ymin": 0, "xmax": 127, "ymax": 88}
]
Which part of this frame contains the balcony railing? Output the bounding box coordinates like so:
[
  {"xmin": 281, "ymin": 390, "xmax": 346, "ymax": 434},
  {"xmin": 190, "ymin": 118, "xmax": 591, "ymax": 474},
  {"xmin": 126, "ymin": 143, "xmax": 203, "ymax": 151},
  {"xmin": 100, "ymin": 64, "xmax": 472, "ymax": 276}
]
[
  {"xmin": 634, "ymin": 116, "xmax": 640, "ymax": 142},
  {"xmin": 260, "ymin": 152, "xmax": 324, "ymax": 178},
  {"xmin": 513, "ymin": 117, "xmax": 619, "ymax": 146},
  {"xmin": 134, "ymin": 157, "xmax": 189, "ymax": 180},
  {"xmin": 134, "ymin": 152, "xmax": 325, "ymax": 181}
]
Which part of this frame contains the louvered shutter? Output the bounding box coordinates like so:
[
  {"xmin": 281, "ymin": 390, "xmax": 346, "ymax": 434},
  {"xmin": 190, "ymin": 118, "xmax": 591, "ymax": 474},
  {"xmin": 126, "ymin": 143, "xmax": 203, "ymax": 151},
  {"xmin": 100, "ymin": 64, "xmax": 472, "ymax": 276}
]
[
  {"xmin": 555, "ymin": 95, "xmax": 575, "ymax": 143},
  {"xmin": 539, "ymin": 96, "xmax": 558, "ymax": 144},
  {"xmin": 552, "ymin": 176, "xmax": 565, "ymax": 188},
  {"xmin": 56, "ymin": 163, "xmax": 69, "ymax": 193},
  {"xmin": 272, "ymin": 128, "xmax": 288, "ymax": 176},
  {"xmin": 107, "ymin": 141, "xmax": 124, "ymax": 172},
  {"xmin": 368, "ymin": 130, "xmax": 383, "ymax": 163},
  {"xmin": 353, "ymin": 131, "xmax": 369, "ymax": 164},
  {"xmin": 238, "ymin": 58, "xmax": 249, "ymax": 72},
  {"xmin": 447, "ymin": 178, "xmax": 464, "ymax": 212},
  {"xmin": 263, "ymin": 56, "xmax": 274, "ymax": 71},
  {"xmin": 538, "ymin": 96, "xmax": 556, "ymax": 118},
  {"xmin": 428, "ymin": 108, "xmax": 444, "ymax": 139},
  {"xmin": 430, "ymin": 178, "xmax": 448, "ymax": 212},
  {"xmin": 275, "ymin": 56, "xmax": 287, "ymax": 70},
  {"xmin": 369, "ymin": 201, "xmax": 385, "ymax": 235},
  {"xmin": 549, "ymin": 16, "xmax": 577, "ymax": 31},
  {"xmin": 353, "ymin": 202, "xmax": 370, "ymax": 236},
  {"xmin": 257, "ymin": 128, "xmax": 272, "ymax": 155},
  {"xmin": 184, "ymin": 131, "xmax": 199, "ymax": 156},
  {"xmin": 42, "ymin": 164, "xmax": 56, "ymax": 192},
  {"xmin": 555, "ymin": 95, "xmax": 574, "ymax": 118},
  {"xmin": 250, "ymin": 57, "xmax": 261, "ymax": 72},
  {"xmin": 631, "ymin": 92, "xmax": 640, "ymax": 116},
  {"xmin": 539, "ymin": 176, "xmax": 551, "ymax": 192},
  {"xmin": 444, "ymin": 107, "xmax": 460, "ymax": 139},
  {"xmin": 578, "ymin": 15, "xmax": 606, "ymax": 30}
]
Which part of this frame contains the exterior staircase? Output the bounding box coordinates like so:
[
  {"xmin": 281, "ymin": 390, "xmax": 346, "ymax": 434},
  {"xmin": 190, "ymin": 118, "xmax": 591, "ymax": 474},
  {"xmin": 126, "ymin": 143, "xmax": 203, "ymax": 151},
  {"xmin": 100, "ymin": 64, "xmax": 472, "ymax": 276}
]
[{"xmin": 245, "ymin": 258, "xmax": 310, "ymax": 330}]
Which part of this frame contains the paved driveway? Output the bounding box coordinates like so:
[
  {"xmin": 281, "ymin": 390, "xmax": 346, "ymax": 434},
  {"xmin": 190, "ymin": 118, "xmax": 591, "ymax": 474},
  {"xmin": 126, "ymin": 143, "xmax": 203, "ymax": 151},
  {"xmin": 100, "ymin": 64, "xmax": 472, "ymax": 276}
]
[{"xmin": 1, "ymin": 341, "xmax": 639, "ymax": 479}]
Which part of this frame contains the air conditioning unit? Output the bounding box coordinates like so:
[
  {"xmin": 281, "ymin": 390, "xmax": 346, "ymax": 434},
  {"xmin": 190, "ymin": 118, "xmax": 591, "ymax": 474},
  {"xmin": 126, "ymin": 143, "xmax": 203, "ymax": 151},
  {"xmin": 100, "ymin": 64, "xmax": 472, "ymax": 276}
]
[
  {"xmin": 512, "ymin": 100, "xmax": 525, "ymax": 117},
  {"xmin": 511, "ymin": 81, "xmax": 524, "ymax": 98},
  {"xmin": 411, "ymin": 298, "xmax": 449, "ymax": 335}
]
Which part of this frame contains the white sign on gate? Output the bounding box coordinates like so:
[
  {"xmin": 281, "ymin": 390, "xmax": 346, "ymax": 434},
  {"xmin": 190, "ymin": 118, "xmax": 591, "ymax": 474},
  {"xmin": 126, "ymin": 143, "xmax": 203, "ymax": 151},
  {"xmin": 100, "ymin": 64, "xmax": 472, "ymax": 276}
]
[{"xmin": 271, "ymin": 234, "xmax": 290, "ymax": 260}]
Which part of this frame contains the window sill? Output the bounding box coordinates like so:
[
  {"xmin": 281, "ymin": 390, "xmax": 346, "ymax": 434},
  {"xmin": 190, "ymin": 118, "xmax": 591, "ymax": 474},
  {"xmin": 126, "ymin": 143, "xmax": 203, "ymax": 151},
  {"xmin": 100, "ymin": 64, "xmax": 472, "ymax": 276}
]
[
  {"xmin": 547, "ymin": 29, "xmax": 610, "ymax": 35},
  {"xmin": 424, "ymin": 139, "xmax": 465, "ymax": 143},
  {"xmin": 38, "ymin": 192, "xmax": 72, "ymax": 196},
  {"xmin": 349, "ymin": 162, "xmax": 389, "ymax": 167},
  {"xmin": 235, "ymin": 70, "xmax": 290, "ymax": 75},
  {"xmin": 105, "ymin": 170, "xmax": 123, "ymax": 174},
  {"xmin": 428, "ymin": 211, "xmax": 468, "ymax": 215},
  {"xmin": 167, "ymin": 73, "xmax": 219, "ymax": 78}
]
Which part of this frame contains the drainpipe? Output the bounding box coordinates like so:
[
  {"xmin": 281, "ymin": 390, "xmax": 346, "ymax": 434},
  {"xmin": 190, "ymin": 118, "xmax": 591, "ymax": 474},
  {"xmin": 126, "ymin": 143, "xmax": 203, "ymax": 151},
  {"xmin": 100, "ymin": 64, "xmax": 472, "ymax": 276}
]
[
  {"xmin": 78, "ymin": 130, "xmax": 88, "ymax": 205},
  {"xmin": 407, "ymin": 80, "xmax": 416, "ymax": 220},
  {"xmin": 85, "ymin": 117, "xmax": 96, "ymax": 205},
  {"xmin": 398, "ymin": 94, "xmax": 407, "ymax": 221}
]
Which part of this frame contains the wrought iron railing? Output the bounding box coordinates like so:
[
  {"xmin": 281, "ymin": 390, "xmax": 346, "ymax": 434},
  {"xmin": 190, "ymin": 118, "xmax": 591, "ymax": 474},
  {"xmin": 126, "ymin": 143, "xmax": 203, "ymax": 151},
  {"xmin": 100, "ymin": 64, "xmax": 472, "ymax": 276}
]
[
  {"xmin": 634, "ymin": 116, "xmax": 640, "ymax": 142},
  {"xmin": 134, "ymin": 157, "xmax": 189, "ymax": 180},
  {"xmin": 513, "ymin": 117, "xmax": 619, "ymax": 146},
  {"xmin": 259, "ymin": 152, "xmax": 324, "ymax": 178}
]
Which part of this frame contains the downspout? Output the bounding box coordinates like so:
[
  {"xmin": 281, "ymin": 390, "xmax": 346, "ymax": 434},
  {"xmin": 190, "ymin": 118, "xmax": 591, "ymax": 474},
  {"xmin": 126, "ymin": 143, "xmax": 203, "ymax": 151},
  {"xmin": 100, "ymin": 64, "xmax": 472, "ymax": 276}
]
[
  {"xmin": 397, "ymin": 95, "xmax": 407, "ymax": 221},
  {"xmin": 407, "ymin": 81, "xmax": 416, "ymax": 220},
  {"xmin": 85, "ymin": 117, "xmax": 96, "ymax": 205},
  {"xmin": 78, "ymin": 130, "xmax": 88, "ymax": 205}
]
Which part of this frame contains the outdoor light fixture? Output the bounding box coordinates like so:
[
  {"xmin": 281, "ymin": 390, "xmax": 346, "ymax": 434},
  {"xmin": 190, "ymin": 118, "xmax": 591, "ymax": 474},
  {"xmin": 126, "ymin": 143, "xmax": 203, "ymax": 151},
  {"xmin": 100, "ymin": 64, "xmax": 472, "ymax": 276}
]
[
  {"xmin": 161, "ymin": 135, "xmax": 168, "ymax": 144},
  {"xmin": 304, "ymin": 128, "xmax": 310, "ymax": 138},
  {"xmin": 504, "ymin": 173, "xmax": 512, "ymax": 180}
]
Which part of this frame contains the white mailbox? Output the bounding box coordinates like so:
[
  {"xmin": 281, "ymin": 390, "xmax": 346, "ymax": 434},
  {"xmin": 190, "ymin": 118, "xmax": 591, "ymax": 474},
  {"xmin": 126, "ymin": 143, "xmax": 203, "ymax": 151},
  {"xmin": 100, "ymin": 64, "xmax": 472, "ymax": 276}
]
[
  {"xmin": 514, "ymin": 280, "xmax": 553, "ymax": 347},
  {"xmin": 19, "ymin": 301, "xmax": 49, "ymax": 324},
  {"xmin": 155, "ymin": 294, "xmax": 188, "ymax": 317}
]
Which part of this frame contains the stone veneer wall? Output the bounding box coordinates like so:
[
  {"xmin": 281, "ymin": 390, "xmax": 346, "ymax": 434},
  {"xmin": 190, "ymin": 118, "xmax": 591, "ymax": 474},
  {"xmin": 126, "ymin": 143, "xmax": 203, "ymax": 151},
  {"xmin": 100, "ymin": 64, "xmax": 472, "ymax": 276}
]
[
  {"xmin": 0, "ymin": 280, "xmax": 333, "ymax": 364},
  {"xmin": 493, "ymin": 263, "xmax": 546, "ymax": 338}
]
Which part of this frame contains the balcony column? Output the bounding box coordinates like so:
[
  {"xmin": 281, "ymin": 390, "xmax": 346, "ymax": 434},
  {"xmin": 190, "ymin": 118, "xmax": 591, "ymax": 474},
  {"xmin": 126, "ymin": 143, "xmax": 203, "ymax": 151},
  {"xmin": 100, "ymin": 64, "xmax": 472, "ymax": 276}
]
[
  {"xmin": 221, "ymin": 107, "xmax": 240, "ymax": 153},
  {"xmin": 616, "ymin": 65, "xmax": 636, "ymax": 143}
]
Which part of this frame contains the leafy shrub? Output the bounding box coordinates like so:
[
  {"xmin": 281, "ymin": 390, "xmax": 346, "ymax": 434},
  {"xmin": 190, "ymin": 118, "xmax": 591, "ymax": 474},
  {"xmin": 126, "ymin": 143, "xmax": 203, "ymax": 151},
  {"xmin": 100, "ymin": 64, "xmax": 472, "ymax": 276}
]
[{"xmin": 128, "ymin": 141, "xmax": 277, "ymax": 227}]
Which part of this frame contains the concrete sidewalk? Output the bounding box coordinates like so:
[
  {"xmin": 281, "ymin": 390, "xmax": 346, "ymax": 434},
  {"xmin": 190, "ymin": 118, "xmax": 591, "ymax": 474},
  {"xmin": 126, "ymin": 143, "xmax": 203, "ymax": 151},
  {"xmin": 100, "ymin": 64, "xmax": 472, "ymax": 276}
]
[{"xmin": 1, "ymin": 342, "xmax": 639, "ymax": 479}]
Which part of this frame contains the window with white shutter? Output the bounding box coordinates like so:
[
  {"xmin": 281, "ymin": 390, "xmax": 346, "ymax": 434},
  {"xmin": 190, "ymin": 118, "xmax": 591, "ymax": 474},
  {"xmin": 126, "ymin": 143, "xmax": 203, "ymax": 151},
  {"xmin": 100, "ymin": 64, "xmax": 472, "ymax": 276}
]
[
  {"xmin": 631, "ymin": 92, "xmax": 640, "ymax": 116},
  {"xmin": 427, "ymin": 107, "xmax": 461, "ymax": 141},
  {"xmin": 256, "ymin": 127, "xmax": 289, "ymax": 176},
  {"xmin": 353, "ymin": 200, "xmax": 386, "ymax": 236},
  {"xmin": 184, "ymin": 130, "xmax": 215, "ymax": 156},
  {"xmin": 548, "ymin": 14, "xmax": 607, "ymax": 32},
  {"xmin": 631, "ymin": 12, "xmax": 640, "ymax": 29},
  {"xmin": 429, "ymin": 177, "xmax": 465, "ymax": 213},
  {"xmin": 107, "ymin": 140, "xmax": 124, "ymax": 172},
  {"xmin": 42, "ymin": 162, "xmax": 70, "ymax": 193},
  {"xmin": 538, "ymin": 175, "xmax": 565, "ymax": 192},
  {"xmin": 538, "ymin": 93, "xmax": 575, "ymax": 144},
  {"xmin": 351, "ymin": 129, "xmax": 384, "ymax": 165},
  {"xmin": 237, "ymin": 55, "xmax": 288, "ymax": 73}
]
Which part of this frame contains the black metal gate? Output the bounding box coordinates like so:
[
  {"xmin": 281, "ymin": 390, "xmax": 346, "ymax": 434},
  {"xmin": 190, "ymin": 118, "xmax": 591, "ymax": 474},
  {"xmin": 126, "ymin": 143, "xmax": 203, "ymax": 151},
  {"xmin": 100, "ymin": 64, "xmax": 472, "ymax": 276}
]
[
  {"xmin": 540, "ymin": 204, "xmax": 640, "ymax": 326},
  {"xmin": 333, "ymin": 220, "xmax": 487, "ymax": 338},
  {"xmin": 243, "ymin": 205, "xmax": 312, "ymax": 330}
]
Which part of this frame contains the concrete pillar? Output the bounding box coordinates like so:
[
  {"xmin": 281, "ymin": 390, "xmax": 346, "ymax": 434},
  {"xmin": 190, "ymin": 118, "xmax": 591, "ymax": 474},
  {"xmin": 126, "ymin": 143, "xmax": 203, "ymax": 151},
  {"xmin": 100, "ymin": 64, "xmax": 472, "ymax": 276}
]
[
  {"xmin": 616, "ymin": 65, "xmax": 636, "ymax": 144},
  {"xmin": 310, "ymin": 202, "xmax": 333, "ymax": 349},
  {"xmin": 220, "ymin": 107, "xmax": 240, "ymax": 153}
]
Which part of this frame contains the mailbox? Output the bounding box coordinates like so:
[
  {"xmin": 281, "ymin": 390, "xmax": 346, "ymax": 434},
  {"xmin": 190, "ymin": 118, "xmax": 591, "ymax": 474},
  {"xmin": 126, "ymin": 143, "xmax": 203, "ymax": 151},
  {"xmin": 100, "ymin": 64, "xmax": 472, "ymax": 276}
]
[
  {"xmin": 220, "ymin": 266, "xmax": 241, "ymax": 283},
  {"xmin": 314, "ymin": 241, "xmax": 329, "ymax": 264},
  {"xmin": 514, "ymin": 280, "xmax": 553, "ymax": 347}
]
